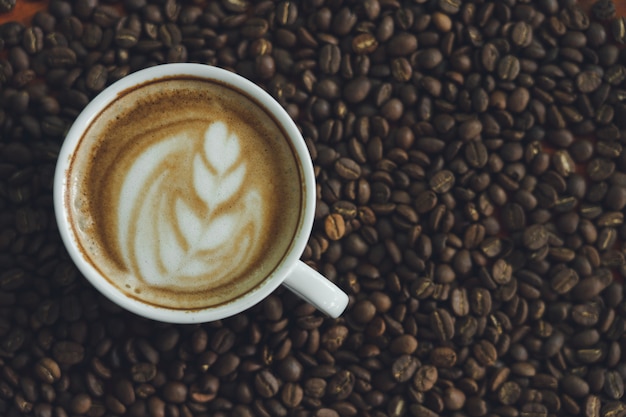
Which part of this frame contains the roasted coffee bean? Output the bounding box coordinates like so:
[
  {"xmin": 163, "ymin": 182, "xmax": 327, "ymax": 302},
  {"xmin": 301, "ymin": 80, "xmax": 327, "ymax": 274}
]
[
  {"xmin": 430, "ymin": 308, "xmax": 454, "ymax": 341},
  {"xmin": 415, "ymin": 190, "xmax": 438, "ymax": 214},
  {"xmin": 391, "ymin": 355, "xmax": 418, "ymax": 383},
  {"xmin": 131, "ymin": 362, "xmax": 157, "ymax": 383},
  {"xmin": 572, "ymin": 303, "xmax": 601, "ymax": 326},
  {"xmin": 469, "ymin": 287, "xmax": 492, "ymax": 317},
  {"xmin": 611, "ymin": 16, "xmax": 626, "ymax": 44},
  {"xmin": 520, "ymin": 402, "xmax": 548, "ymax": 417},
  {"xmin": 451, "ymin": 287, "xmax": 469, "ymax": 316},
  {"xmin": 498, "ymin": 55, "xmax": 520, "ymax": 81},
  {"xmin": 416, "ymin": 48, "xmax": 443, "ymax": 69},
  {"xmin": 69, "ymin": 393, "xmax": 92, "ymax": 414},
  {"xmin": 497, "ymin": 380, "xmax": 521, "ymax": 405},
  {"xmin": 413, "ymin": 365, "xmax": 438, "ymax": 392},
  {"xmin": 465, "ymin": 141, "xmax": 488, "ymax": 167},
  {"xmin": 22, "ymin": 27, "xmax": 44, "ymax": 53},
  {"xmin": 343, "ymin": 77, "xmax": 371, "ymax": 103},
  {"xmin": 85, "ymin": 64, "xmax": 107, "ymax": 91},
  {"xmin": 281, "ymin": 382, "xmax": 303, "ymax": 408},
  {"xmin": 52, "ymin": 341, "xmax": 84, "ymax": 365},
  {"xmin": 162, "ymin": 381, "xmax": 187, "ymax": 403},
  {"xmin": 550, "ymin": 267, "xmax": 579, "ymax": 294},
  {"xmin": 255, "ymin": 369, "xmax": 280, "ymax": 398},
  {"xmin": 605, "ymin": 370, "xmax": 625, "ymax": 400},
  {"xmin": 485, "ymin": 245, "xmax": 507, "ymax": 272},
  {"xmin": 319, "ymin": 44, "xmax": 341, "ymax": 75},
  {"xmin": 577, "ymin": 71, "xmax": 603, "ymax": 93},
  {"xmin": 593, "ymin": 0, "xmax": 616, "ymax": 20},
  {"xmin": 33, "ymin": 358, "xmax": 61, "ymax": 383},
  {"xmin": 561, "ymin": 374, "xmax": 590, "ymax": 398},
  {"xmin": 522, "ymin": 224, "xmax": 548, "ymax": 250},
  {"xmin": 473, "ymin": 340, "xmax": 497, "ymax": 366},
  {"xmin": 113, "ymin": 378, "xmax": 135, "ymax": 405},
  {"xmin": 327, "ymin": 369, "xmax": 354, "ymax": 399},
  {"xmin": 387, "ymin": 32, "xmax": 418, "ymax": 56},
  {"xmin": 324, "ymin": 213, "xmax": 345, "ymax": 241},
  {"xmin": 429, "ymin": 170, "xmax": 455, "ymax": 194}
]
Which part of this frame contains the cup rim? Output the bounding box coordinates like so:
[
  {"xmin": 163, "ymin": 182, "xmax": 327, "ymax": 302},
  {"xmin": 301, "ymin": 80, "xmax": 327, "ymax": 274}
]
[{"xmin": 54, "ymin": 63, "xmax": 316, "ymax": 323}]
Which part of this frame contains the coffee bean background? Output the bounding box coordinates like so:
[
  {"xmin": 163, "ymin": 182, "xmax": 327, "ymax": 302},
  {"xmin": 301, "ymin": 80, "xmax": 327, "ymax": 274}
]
[{"xmin": 2, "ymin": 0, "xmax": 626, "ymax": 416}]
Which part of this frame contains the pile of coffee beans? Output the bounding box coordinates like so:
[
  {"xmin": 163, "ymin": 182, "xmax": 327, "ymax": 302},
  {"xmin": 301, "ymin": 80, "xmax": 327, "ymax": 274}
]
[{"xmin": 1, "ymin": 0, "xmax": 626, "ymax": 416}]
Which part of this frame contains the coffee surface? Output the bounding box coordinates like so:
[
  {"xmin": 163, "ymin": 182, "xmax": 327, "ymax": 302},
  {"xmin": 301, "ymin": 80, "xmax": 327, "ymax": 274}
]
[{"xmin": 67, "ymin": 76, "xmax": 303, "ymax": 310}]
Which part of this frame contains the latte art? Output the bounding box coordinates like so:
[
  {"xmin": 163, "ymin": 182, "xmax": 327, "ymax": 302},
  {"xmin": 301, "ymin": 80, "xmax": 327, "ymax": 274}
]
[
  {"xmin": 68, "ymin": 77, "xmax": 303, "ymax": 310},
  {"xmin": 119, "ymin": 121, "xmax": 263, "ymax": 290}
]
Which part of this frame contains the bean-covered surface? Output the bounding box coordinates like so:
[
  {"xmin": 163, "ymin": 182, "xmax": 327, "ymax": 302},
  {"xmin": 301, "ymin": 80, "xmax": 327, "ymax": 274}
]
[{"xmin": 1, "ymin": 0, "xmax": 626, "ymax": 417}]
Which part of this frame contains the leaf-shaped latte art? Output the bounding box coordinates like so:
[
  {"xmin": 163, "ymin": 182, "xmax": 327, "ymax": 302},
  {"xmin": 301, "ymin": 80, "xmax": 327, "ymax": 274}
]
[
  {"xmin": 118, "ymin": 134, "xmax": 189, "ymax": 268},
  {"xmin": 175, "ymin": 197, "xmax": 203, "ymax": 245},
  {"xmin": 118, "ymin": 121, "xmax": 264, "ymax": 291},
  {"xmin": 193, "ymin": 154, "xmax": 215, "ymax": 208},
  {"xmin": 213, "ymin": 164, "xmax": 246, "ymax": 208},
  {"xmin": 197, "ymin": 213, "xmax": 237, "ymax": 251},
  {"xmin": 204, "ymin": 121, "xmax": 240, "ymax": 174}
]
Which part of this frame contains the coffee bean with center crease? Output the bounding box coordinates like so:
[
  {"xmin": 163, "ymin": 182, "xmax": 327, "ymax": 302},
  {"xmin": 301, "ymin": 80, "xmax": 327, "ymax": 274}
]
[
  {"xmin": 430, "ymin": 346, "xmax": 457, "ymax": 368},
  {"xmin": 391, "ymin": 355, "xmax": 418, "ymax": 383},
  {"xmin": 85, "ymin": 64, "xmax": 107, "ymax": 91},
  {"xmin": 415, "ymin": 190, "xmax": 438, "ymax": 214},
  {"xmin": 45, "ymin": 46, "xmax": 76, "ymax": 67},
  {"xmin": 319, "ymin": 44, "xmax": 341, "ymax": 75},
  {"xmin": 324, "ymin": 213, "xmax": 345, "ymax": 241},
  {"xmin": 492, "ymin": 258, "xmax": 512, "ymax": 284},
  {"xmin": 429, "ymin": 170, "xmax": 455, "ymax": 193},
  {"xmin": 470, "ymin": 287, "xmax": 492, "ymax": 317},
  {"xmin": 550, "ymin": 267, "xmax": 579, "ymax": 294},
  {"xmin": 52, "ymin": 341, "xmax": 84, "ymax": 365},
  {"xmin": 522, "ymin": 224, "xmax": 548, "ymax": 250},
  {"xmin": 465, "ymin": 140, "xmax": 488, "ymax": 167},
  {"xmin": 327, "ymin": 369, "xmax": 355, "ymax": 399},
  {"xmin": 521, "ymin": 402, "xmax": 548, "ymax": 417},
  {"xmin": 605, "ymin": 370, "xmax": 625, "ymax": 400},
  {"xmin": 511, "ymin": 21, "xmax": 533, "ymax": 47},
  {"xmin": 33, "ymin": 357, "xmax": 61, "ymax": 383},
  {"xmin": 611, "ymin": 16, "xmax": 626, "ymax": 44},
  {"xmin": 413, "ymin": 365, "xmax": 438, "ymax": 392},
  {"xmin": 131, "ymin": 362, "xmax": 157, "ymax": 383},
  {"xmin": 255, "ymin": 369, "xmax": 280, "ymax": 398},
  {"xmin": 576, "ymin": 71, "xmax": 603, "ymax": 93},
  {"xmin": 473, "ymin": 340, "xmax": 497, "ymax": 366},
  {"xmin": 451, "ymin": 287, "xmax": 470, "ymax": 316},
  {"xmin": 430, "ymin": 308, "xmax": 455, "ymax": 341},
  {"xmin": 281, "ymin": 382, "xmax": 303, "ymax": 408},
  {"xmin": 498, "ymin": 55, "xmax": 520, "ymax": 80}
]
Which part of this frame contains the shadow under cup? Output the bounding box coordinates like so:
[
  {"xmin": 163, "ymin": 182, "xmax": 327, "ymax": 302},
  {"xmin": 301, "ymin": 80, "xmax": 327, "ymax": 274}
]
[{"xmin": 55, "ymin": 64, "xmax": 317, "ymax": 323}]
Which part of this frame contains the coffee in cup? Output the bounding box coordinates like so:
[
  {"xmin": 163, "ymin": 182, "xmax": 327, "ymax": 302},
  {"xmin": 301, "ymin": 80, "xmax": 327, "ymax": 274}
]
[{"xmin": 65, "ymin": 76, "xmax": 304, "ymax": 309}]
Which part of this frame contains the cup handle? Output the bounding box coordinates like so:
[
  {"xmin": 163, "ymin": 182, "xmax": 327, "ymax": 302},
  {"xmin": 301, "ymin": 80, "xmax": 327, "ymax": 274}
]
[{"xmin": 282, "ymin": 261, "xmax": 349, "ymax": 318}]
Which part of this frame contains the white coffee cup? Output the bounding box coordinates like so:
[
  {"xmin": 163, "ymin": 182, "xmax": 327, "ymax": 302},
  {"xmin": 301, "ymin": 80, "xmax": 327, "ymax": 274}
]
[{"xmin": 54, "ymin": 63, "xmax": 349, "ymax": 323}]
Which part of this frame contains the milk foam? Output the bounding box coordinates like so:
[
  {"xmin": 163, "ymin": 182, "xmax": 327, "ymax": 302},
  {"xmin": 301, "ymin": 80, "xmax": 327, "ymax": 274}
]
[{"xmin": 118, "ymin": 122, "xmax": 263, "ymax": 290}]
